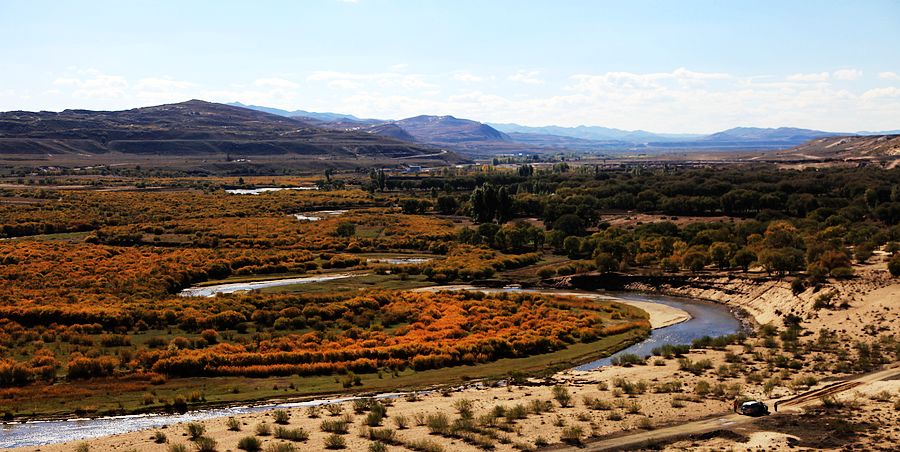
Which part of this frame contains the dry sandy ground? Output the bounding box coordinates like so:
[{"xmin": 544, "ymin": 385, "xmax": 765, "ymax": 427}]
[
  {"xmin": 14, "ymin": 354, "xmax": 735, "ymax": 452},
  {"xmin": 658, "ymin": 377, "xmax": 900, "ymax": 452},
  {"xmin": 625, "ymin": 252, "xmax": 898, "ymax": 341}
]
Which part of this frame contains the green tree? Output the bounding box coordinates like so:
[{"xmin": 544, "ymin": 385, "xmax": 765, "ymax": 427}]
[
  {"xmin": 682, "ymin": 251, "xmax": 709, "ymax": 273},
  {"xmin": 563, "ymin": 236, "xmax": 582, "ymax": 259},
  {"xmin": 469, "ymin": 183, "xmax": 500, "ymax": 223},
  {"xmin": 758, "ymin": 247, "xmax": 804, "ymax": 277},
  {"xmin": 336, "ymin": 222, "xmax": 356, "ymax": 237},
  {"xmin": 708, "ymin": 242, "xmax": 736, "ymax": 269},
  {"xmin": 594, "ymin": 252, "xmax": 619, "ymax": 274},
  {"xmin": 436, "ymin": 195, "xmax": 458, "ymax": 214},
  {"xmin": 552, "ymin": 214, "xmax": 585, "ymax": 237},
  {"xmin": 888, "ymin": 254, "xmax": 900, "ymax": 277}
]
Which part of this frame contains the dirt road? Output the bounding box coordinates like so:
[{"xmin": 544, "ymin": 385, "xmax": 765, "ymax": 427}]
[{"xmin": 565, "ymin": 365, "xmax": 900, "ymax": 451}]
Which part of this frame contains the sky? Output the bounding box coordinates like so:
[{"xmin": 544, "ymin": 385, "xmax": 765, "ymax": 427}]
[{"xmin": 1, "ymin": 0, "xmax": 899, "ymax": 133}]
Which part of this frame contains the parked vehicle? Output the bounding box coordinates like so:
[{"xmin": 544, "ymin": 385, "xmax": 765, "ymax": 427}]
[{"xmin": 738, "ymin": 400, "xmax": 769, "ymax": 416}]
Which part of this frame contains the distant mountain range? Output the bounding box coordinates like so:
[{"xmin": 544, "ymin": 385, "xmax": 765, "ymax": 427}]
[
  {"xmin": 235, "ymin": 103, "xmax": 896, "ymax": 153},
  {"xmin": 2, "ymin": 100, "xmax": 895, "ymax": 164},
  {"xmin": 227, "ymin": 102, "xmax": 367, "ymax": 123},
  {"xmin": 488, "ymin": 123, "xmax": 702, "ymax": 142}
]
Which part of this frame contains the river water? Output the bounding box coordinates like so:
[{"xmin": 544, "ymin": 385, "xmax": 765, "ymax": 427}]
[
  {"xmin": 0, "ymin": 292, "xmax": 740, "ymax": 447},
  {"xmin": 575, "ymin": 293, "xmax": 742, "ymax": 370},
  {"xmin": 177, "ymin": 274, "xmax": 359, "ymax": 297},
  {"xmin": 225, "ymin": 187, "xmax": 317, "ymax": 195}
]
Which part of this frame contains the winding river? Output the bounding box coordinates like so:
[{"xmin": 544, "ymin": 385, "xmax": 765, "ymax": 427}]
[{"xmin": 0, "ymin": 291, "xmax": 740, "ymax": 448}]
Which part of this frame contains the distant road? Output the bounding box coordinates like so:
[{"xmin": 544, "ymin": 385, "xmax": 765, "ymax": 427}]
[
  {"xmin": 395, "ymin": 149, "xmax": 448, "ymax": 159},
  {"xmin": 561, "ymin": 365, "xmax": 900, "ymax": 451}
]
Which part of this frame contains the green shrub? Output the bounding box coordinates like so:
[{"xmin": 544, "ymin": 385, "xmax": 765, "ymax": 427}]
[
  {"xmin": 426, "ymin": 412, "xmax": 450, "ymax": 435},
  {"xmin": 678, "ymin": 358, "xmax": 713, "ymax": 375},
  {"xmin": 365, "ymin": 410, "xmax": 384, "ymax": 427},
  {"xmin": 453, "ymin": 398, "xmax": 475, "ymax": 419},
  {"xmin": 889, "ymin": 254, "xmax": 900, "ymax": 277},
  {"xmin": 324, "ymin": 433, "xmax": 347, "ymax": 449},
  {"xmin": 505, "ymin": 403, "xmax": 528, "ymax": 421},
  {"xmin": 636, "ymin": 416, "xmax": 653, "ymax": 429},
  {"xmin": 830, "ymin": 266, "xmax": 854, "ymax": 279},
  {"xmin": 153, "ymin": 431, "xmax": 167, "ymax": 443},
  {"xmin": 272, "ymin": 409, "xmax": 290, "ymax": 424},
  {"xmin": 226, "ymin": 417, "xmax": 241, "ymax": 431},
  {"xmin": 264, "ymin": 444, "xmax": 296, "ymax": 452},
  {"xmin": 236, "ymin": 436, "xmax": 262, "ymax": 452},
  {"xmin": 560, "ymin": 426, "xmax": 584, "ymax": 445},
  {"xmin": 653, "ymin": 380, "xmax": 683, "ymax": 393},
  {"xmin": 405, "ymin": 438, "xmax": 445, "ymax": 452},
  {"xmin": 623, "ymin": 401, "xmax": 641, "ymax": 414},
  {"xmin": 185, "ymin": 422, "xmax": 206, "ymax": 440},
  {"xmin": 255, "ymin": 422, "xmax": 271, "ymax": 436},
  {"xmin": 321, "ymin": 416, "xmax": 351, "ymax": 434},
  {"xmin": 611, "ymin": 353, "xmax": 645, "ymax": 366},
  {"xmin": 393, "ymin": 414, "xmax": 409, "ymax": 429},
  {"xmin": 528, "ymin": 399, "xmax": 552, "ymax": 414},
  {"xmin": 613, "ymin": 377, "xmax": 648, "ymax": 394},
  {"xmin": 194, "ymin": 437, "xmax": 218, "ymax": 452},
  {"xmin": 583, "ymin": 396, "xmax": 612, "ymax": 410},
  {"xmin": 363, "ymin": 427, "xmax": 397, "ymax": 444},
  {"xmin": 650, "ymin": 344, "xmax": 690, "ymax": 358},
  {"xmin": 552, "ymin": 385, "xmax": 573, "ymax": 407},
  {"xmin": 275, "ymin": 426, "xmax": 310, "ymax": 441}
]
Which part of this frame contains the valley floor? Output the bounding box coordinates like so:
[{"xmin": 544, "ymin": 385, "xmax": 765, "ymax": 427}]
[{"xmin": 10, "ymin": 256, "xmax": 899, "ymax": 452}]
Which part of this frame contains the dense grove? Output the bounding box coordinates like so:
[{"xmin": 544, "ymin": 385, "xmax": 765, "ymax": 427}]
[{"xmin": 440, "ymin": 165, "xmax": 900, "ymax": 281}]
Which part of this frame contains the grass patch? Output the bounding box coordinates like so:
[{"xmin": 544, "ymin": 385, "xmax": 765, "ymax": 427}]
[{"xmin": 4, "ymin": 328, "xmax": 645, "ymax": 419}]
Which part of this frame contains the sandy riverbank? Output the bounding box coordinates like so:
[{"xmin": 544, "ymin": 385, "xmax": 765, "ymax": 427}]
[{"xmin": 626, "ymin": 261, "xmax": 898, "ymax": 341}]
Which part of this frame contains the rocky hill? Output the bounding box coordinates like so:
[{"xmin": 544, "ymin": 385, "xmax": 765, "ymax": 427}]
[
  {"xmin": 0, "ymin": 100, "xmax": 446, "ymax": 161},
  {"xmin": 768, "ymin": 134, "xmax": 900, "ymax": 163}
]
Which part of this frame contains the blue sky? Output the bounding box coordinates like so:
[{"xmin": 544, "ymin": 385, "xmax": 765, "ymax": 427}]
[{"xmin": 1, "ymin": 0, "xmax": 899, "ymax": 133}]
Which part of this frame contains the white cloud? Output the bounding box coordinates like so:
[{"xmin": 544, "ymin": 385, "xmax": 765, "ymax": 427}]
[
  {"xmin": 878, "ymin": 71, "xmax": 900, "ymax": 81},
  {"xmin": 452, "ymin": 71, "xmax": 489, "ymax": 83},
  {"xmin": 833, "ymin": 69, "xmax": 863, "ymax": 80},
  {"xmin": 135, "ymin": 77, "xmax": 194, "ymax": 91},
  {"xmin": 51, "ymin": 71, "xmax": 130, "ymax": 99},
  {"xmin": 787, "ymin": 72, "xmax": 830, "ymax": 82},
  {"xmin": 326, "ymin": 79, "xmax": 362, "ymax": 90},
  {"xmin": 307, "ymin": 70, "xmax": 434, "ymax": 89},
  {"xmin": 570, "ymin": 67, "xmax": 730, "ymax": 93},
  {"xmin": 8, "ymin": 66, "xmax": 900, "ymax": 134},
  {"xmin": 508, "ymin": 70, "xmax": 544, "ymax": 85},
  {"xmin": 132, "ymin": 77, "xmax": 196, "ymax": 104},
  {"xmin": 862, "ymin": 86, "xmax": 900, "ymax": 100},
  {"xmin": 254, "ymin": 78, "xmax": 300, "ymax": 90}
]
